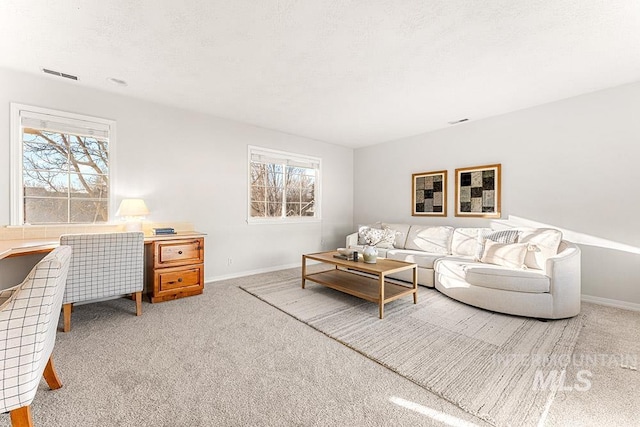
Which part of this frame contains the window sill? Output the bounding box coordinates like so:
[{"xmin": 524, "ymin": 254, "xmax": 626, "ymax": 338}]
[{"xmin": 247, "ymin": 218, "xmax": 322, "ymax": 225}]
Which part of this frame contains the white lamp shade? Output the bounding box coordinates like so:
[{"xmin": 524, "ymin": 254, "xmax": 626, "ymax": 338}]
[{"xmin": 116, "ymin": 199, "xmax": 149, "ymax": 217}]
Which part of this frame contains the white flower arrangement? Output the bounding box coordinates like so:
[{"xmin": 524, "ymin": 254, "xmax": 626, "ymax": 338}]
[{"xmin": 360, "ymin": 227, "xmax": 396, "ymax": 248}]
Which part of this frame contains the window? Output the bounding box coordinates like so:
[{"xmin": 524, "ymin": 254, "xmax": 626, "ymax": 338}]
[
  {"xmin": 248, "ymin": 146, "xmax": 321, "ymax": 223},
  {"xmin": 10, "ymin": 104, "xmax": 115, "ymax": 225}
]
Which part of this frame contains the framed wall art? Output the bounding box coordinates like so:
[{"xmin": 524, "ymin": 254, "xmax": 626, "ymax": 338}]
[
  {"xmin": 455, "ymin": 163, "xmax": 501, "ymax": 218},
  {"xmin": 412, "ymin": 170, "xmax": 447, "ymax": 216}
]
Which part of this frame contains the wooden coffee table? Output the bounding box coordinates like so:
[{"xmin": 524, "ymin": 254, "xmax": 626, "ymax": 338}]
[{"xmin": 301, "ymin": 251, "xmax": 418, "ymax": 319}]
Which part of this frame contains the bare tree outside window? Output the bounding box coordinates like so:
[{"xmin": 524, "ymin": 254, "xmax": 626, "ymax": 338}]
[
  {"xmin": 285, "ymin": 166, "xmax": 315, "ymax": 217},
  {"xmin": 22, "ymin": 128, "xmax": 109, "ymax": 224},
  {"xmin": 250, "ymin": 158, "xmax": 317, "ymax": 220}
]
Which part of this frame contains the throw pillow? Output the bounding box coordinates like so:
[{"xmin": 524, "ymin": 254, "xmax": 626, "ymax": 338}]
[
  {"xmin": 480, "ymin": 240, "xmax": 528, "ymax": 269},
  {"xmin": 518, "ymin": 228, "xmax": 563, "ymax": 270},
  {"xmin": 381, "ymin": 223, "xmax": 411, "ymax": 249},
  {"xmin": 475, "ymin": 229, "xmax": 519, "ymax": 261}
]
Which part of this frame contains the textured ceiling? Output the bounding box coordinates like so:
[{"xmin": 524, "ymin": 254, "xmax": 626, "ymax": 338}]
[{"xmin": 1, "ymin": 1, "xmax": 640, "ymax": 148}]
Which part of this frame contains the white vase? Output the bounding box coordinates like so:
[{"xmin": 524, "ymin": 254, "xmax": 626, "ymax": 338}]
[{"xmin": 363, "ymin": 245, "xmax": 378, "ymax": 263}]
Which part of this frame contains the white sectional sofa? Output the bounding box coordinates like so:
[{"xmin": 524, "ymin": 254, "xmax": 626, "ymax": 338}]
[{"xmin": 346, "ymin": 223, "xmax": 581, "ymax": 319}]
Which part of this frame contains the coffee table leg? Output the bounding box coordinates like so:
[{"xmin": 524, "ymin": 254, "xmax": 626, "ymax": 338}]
[
  {"xmin": 379, "ymin": 273, "xmax": 385, "ymax": 319},
  {"xmin": 301, "ymin": 255, "xmax": 306, "ymax": 289},
  {"xmin": 413, "ymin": 266, "xmax": 418, "ymax": 304}
]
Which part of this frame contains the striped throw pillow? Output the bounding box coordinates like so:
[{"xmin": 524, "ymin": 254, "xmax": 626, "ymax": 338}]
[{"xmin": 475, "ymin": 229, "xmax": 520, "ymax": 261}]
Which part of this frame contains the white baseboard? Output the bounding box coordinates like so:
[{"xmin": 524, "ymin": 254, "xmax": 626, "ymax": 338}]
[
  {"xmin": 205, "ymin": 262, "xmax": 308, "ymax": 283},
  {"xmin": 581, "ymin": 294, "xmax": 640, "ymax": 312}
]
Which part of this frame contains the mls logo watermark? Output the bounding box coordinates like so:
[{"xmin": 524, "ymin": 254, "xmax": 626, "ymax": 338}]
[
  {"xmin": 491, "ymin": 352, "xmax": 638, "ymax": 393},
  {"xmin": 532, "ymin": 369, "xmax": 593, "ymax": 392}
]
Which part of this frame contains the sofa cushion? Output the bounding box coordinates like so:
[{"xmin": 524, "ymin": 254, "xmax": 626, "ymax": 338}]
[
  {"xmin": 466, "ymin": 266, "xmax": 550, "ymax": 293},
  {"xmin": 475, "ymin": 229, "xmax": 519, "ymax": 260},
  {"xmin": 405, "ymin": 225, "xmax": 453, "ymax": 254},
  {"xmin": 451, "ymin": 227, "xmax": 491, "ymax": 257},
  {"xmin": 381, "ymin": 223, "xmax": 411, "ymax": 249},
  {"xmin": 480, "ymin": 240, "xmax": 528, "ymax": 269},
  {"xmin": 518, "ymin": 228, "xmax": 563, "ymax": 270},
  {"xmin": 386, "ymin": 249, "xmax": 448, "ymax": 269},
  {"xmin": 435, "ymin": 258, "xmax": 550, "ymax": 293}
]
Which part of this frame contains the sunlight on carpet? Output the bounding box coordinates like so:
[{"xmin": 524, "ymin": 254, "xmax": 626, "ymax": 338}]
[{"xmin": 389, "ymin": 396, "xmax": 480, "ymax": 427}]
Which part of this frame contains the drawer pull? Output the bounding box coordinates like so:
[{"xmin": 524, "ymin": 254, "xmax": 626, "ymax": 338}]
[
  {"xmin": 178, "ymin": 278, "xmax": 183, "ymax": 283},
  {"xmin": 178, "ymin": 250, "xmax": 183, "ymax": 255}
]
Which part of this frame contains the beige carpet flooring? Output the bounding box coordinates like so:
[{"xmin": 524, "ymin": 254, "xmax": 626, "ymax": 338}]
[
  {"xmin": 240, "ymin": 275, "xmax": 584, "ymax": 426},
  {"xmin": 2, "ymin": 266, "xmax": 638, "ymax": 426}
]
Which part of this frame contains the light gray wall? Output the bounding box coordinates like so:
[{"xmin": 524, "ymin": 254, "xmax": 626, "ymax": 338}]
[
  {"xmin": 0, "ymin": 68, "xmax": 354, "ymax": 281},
  {"xmin": 354, "ymin": 81, "xmax": 640, "ymax": 305}
]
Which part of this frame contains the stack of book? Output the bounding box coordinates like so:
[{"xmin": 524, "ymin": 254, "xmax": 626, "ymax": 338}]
[{"xmin": 152, "ymin": 227, "xmax": 176, "ymax": 235}]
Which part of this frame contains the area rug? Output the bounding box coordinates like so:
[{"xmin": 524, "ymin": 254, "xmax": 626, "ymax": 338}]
[{"xmin": 240, "ymin": 278, "xmax": 586, "ymax": 427}]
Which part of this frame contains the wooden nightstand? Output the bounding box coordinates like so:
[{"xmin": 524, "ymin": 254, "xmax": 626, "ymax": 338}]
[{"xmin": 146, "ymin": 235, "xmax": 205, "ymax": 303}]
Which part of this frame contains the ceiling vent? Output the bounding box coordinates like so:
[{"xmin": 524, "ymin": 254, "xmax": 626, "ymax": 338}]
[
  {"xmin": 42, "ymin": 68, "xmax": 78, "ymax": 81},
  {"xmin": 107, "ymin": 77, "xmax": 128, "ymax": 87},
  {"xmin": 448, "ymin": 118, "xmax": 469, "ymax": 125}
]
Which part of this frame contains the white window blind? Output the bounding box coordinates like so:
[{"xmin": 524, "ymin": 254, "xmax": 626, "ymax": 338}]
[
  {"xmin": 250, "ymin": 150, "xmax": 320, "ymax": 170},
  {"xmin": 21, "ymin": 111, "xmax": 111, "ymax": 139}
]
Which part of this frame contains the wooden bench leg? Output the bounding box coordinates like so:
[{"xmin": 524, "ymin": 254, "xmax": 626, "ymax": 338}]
[
  {"xmin": 43, "ymin": 355, "xmax": 63, "ymax": 390},
  {"xmin": 135, "ymin": 291, "xmax": 142, "ymax": 316},
  {"xmin": 63, "ymin": 303, "xmax": 72, "ymax": 332},
  {"xmin": 10, "ymin": 406, "xmax": 33, "ymax": 427}
]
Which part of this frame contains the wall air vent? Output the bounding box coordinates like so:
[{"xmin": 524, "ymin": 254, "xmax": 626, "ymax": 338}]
[
  {"xmin": 448, "ymin": 118, "xmax": 469, "ymax": 125},
  {"xmin": 42, "ymin": 68, "xmax": 78, "ymax": 81}
]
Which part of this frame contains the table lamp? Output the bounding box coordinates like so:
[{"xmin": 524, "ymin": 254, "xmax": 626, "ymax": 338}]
[{"xmin": 116, "ymin": 198, "xmax": 149, "ymax": 231}]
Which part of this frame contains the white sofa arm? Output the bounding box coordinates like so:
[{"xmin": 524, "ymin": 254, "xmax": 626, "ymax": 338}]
[
  {"xmin": 545, "ymin": 241, "xmax": 581, "ymax": 318},
  {"xmin": 346, "ymin": 232, "xmax": 359, "ymax": 248}
]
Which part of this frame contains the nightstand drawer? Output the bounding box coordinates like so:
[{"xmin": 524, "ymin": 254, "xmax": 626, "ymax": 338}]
[
  {"xmin": 157, "ymin": 264, "xmax": 203, "ymax": 293},
  {"xmin": 155, "ymin": 238, "xmax": 203, "ymax": 268},
  {"xmin": 146, "ymin": 234, "xmax": 206, "ymax": 303}
]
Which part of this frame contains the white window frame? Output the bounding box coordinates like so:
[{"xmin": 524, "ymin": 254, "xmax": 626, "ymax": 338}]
[
  {"xmin": 9, "ymin": 103, "xmax": 117, "ymax": 225},
  {"xmin": 247, "ymin": 145, "xmax": 321, "ymax": 224}
]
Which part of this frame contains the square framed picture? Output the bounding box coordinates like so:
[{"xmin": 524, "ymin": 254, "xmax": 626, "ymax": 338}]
[
  {"xmin": 412, "ymin": 170, "xmax": 447, "ymax": 216},
  {"xmin": 455, "ymin": 163, "xmax": 501, "ymax": 218}
]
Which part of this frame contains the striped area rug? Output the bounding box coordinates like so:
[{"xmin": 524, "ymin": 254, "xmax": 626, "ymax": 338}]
[{"xmin": 240, "ymin": 278, "xmax": 585, "ymax": 427}]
